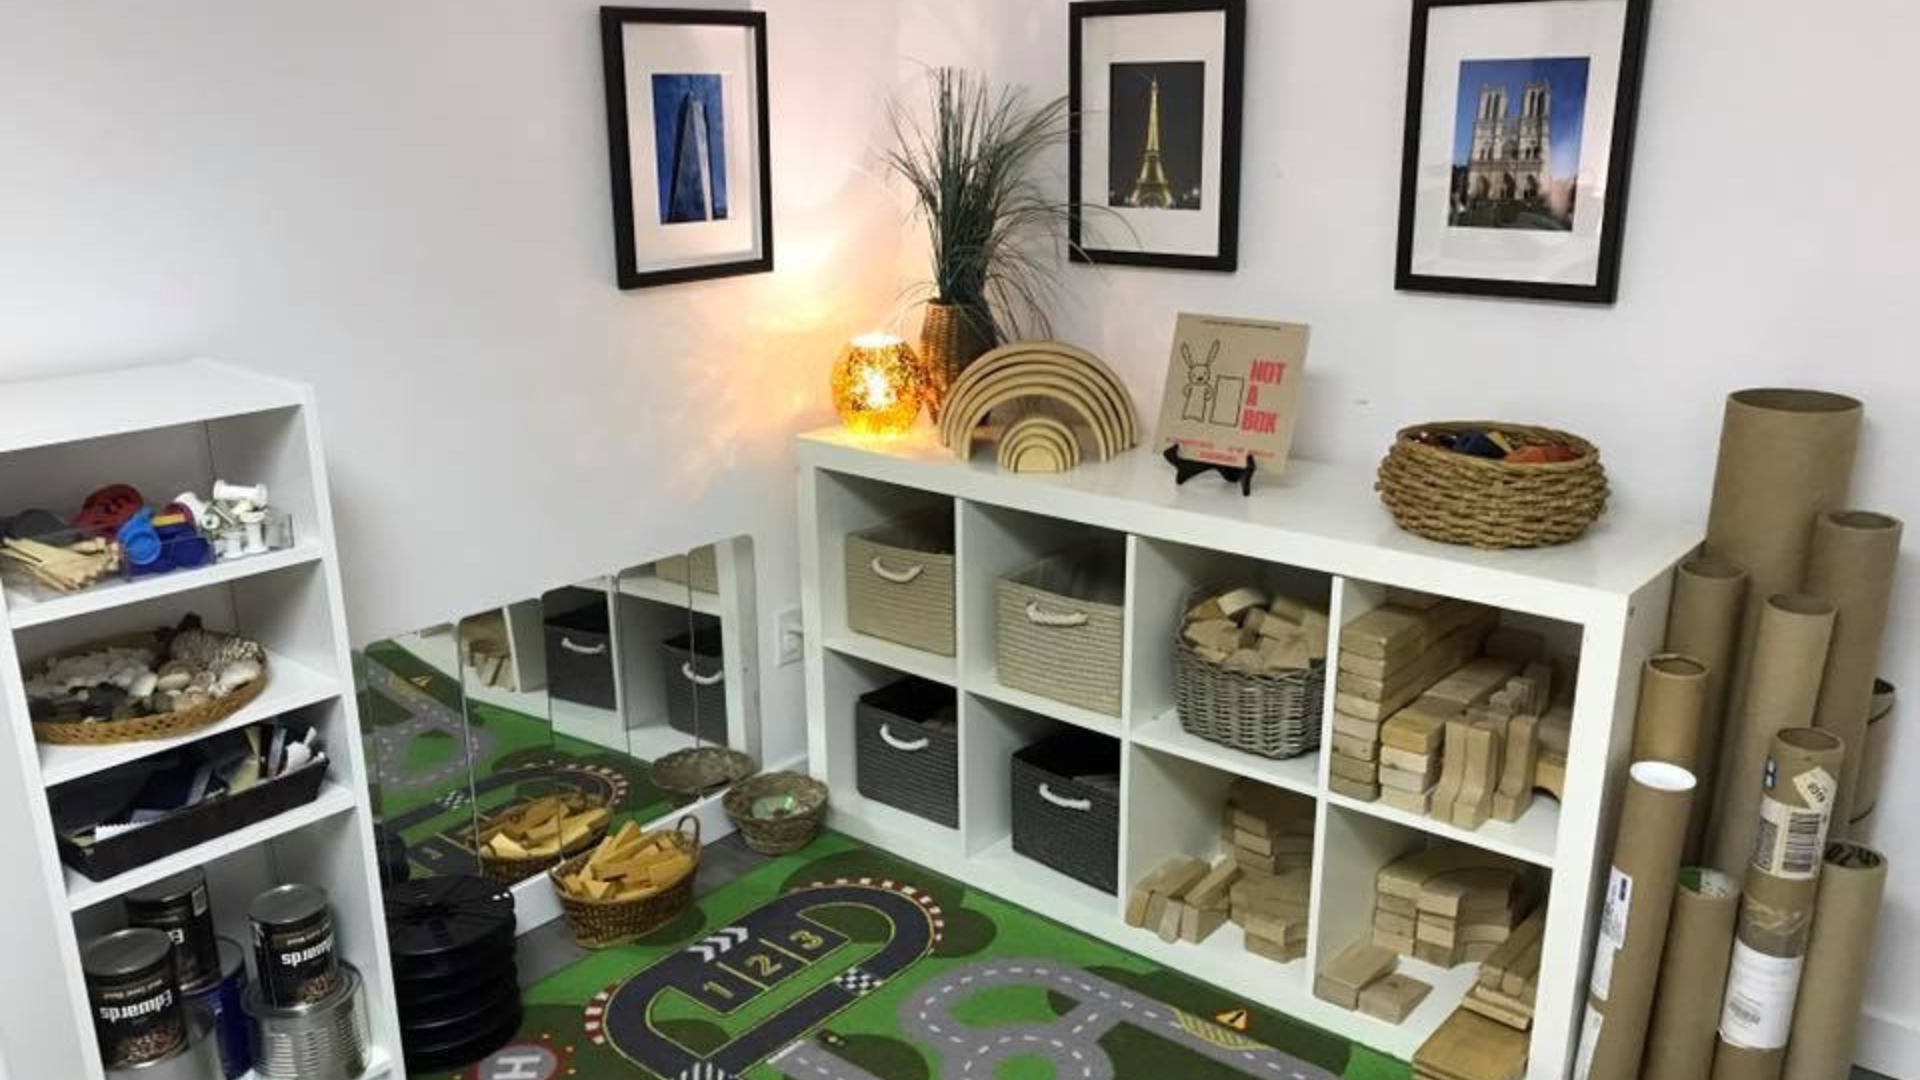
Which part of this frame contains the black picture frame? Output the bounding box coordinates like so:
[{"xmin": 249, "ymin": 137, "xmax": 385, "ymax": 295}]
[
  {"xmin": 600, "ymin": 6, "xmax": 774, "ymax": 290},
  {"xmin": 1393, "ymin": 0, "xmax": 1650, "ymax": 304},
  {"xmin": 1068, "ymin": 0, "xmax": 1246, "ymax": 272}
]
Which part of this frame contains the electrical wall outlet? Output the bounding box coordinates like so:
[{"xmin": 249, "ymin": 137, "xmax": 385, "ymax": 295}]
[{"xmin": 776, "ymin": 605, "xmax": 804, "ymax": 666}]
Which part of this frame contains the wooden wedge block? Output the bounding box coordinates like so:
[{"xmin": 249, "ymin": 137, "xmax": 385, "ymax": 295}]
[
  {"xmin": 1429, "ymin": 719, "xmax": 1472, "ymax": 820},
  {"xmin": 1491, "ymin": 716, "xmax": 1538, "ymax": 824},
  {"xmin": 1449, "ymin": 724, "xmax": 1501, "ymax": 830},
  {"xmin": 1360, "ymin": 973, "xmax": 1433, "ymax": 1024}
]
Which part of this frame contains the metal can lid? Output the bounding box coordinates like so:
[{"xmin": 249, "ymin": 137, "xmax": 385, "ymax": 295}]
[
  {"xmin": 126, "ymin": 868, "xmax": 208, "ymax": 907},
  {"xmin": 84, "ymin": 928, "xmax": 174, "ymax": 979},
  {"xmin": 247, "ymin": 884, "xmax": 329, "ymax": 927}
]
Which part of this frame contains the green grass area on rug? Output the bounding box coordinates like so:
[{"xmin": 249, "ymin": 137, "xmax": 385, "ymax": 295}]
[{"xmin": 444, "ymin": 832, "xmax": 1412, "ymax": 1080}]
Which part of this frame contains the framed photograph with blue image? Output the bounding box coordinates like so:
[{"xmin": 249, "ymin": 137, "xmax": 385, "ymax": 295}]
[{"xmin": 601, "ymin": 7, "xmax": 772, "ymax": 289}]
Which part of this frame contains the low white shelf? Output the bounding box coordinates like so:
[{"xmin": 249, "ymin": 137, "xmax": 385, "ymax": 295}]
[{"xmin": 797, "ymin": 427, "xmax": 1697, "ymax": 1076}]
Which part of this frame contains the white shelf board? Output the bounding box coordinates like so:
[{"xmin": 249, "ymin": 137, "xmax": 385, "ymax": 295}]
[
  {"xmin": 823, "ymin": 632, "xmax": 957, "ymax": 686},
  {"xmin": 967, "ymin": 836, "xmax": 1119, "ymax": 925},
  {"xmin": 0, "ymin": 360, "xmax": 307, "ymax": 455},
  {"xmin": 6, "ymin": 542, "xmax": 326, "ymax": 630},
  {"xmin": 1324, "ymin": 789, "xmax": 1558, "ymax": 869},
  {"xmin": 65, "ymin": 780, "xmax": 357, "ymax": 911},
  {"xmin": 38, "ymin": 649, "xmax": 339, "ymax": 787},
  {"xmin": 619, "ymin": 571, "xmax": 722, "ymax": 616},
  {"xmin": 969, "ymin": 676, "xmax": 1122, "ymax": 738},
  {"xmin": 1129, "ymin": 711, "xmax": 1320, "ymax": 797}
]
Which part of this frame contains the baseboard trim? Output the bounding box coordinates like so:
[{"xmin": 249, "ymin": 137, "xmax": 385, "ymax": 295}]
[{"xmin": 1858, "ymin": 1007, "xmax": 1919, "ymax": 1078}]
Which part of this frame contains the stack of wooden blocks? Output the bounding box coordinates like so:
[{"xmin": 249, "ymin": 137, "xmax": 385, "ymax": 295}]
[
  {"xmin": 1462, "ymin": 907, "xmax": 1542, "ymax": 1031},
  {"xmin": 1126, "ymin": 853, "xmax": 1242, "ymax": 946},
  {"xmin": 1330, "ymin": 592, "xmax": 1494, "ymax": 802},
  {"xmin": 1182, "ymin": 587, "xmax": 1329, "ymax": 674},
  {"xmin": 1314, "ymin": 939, "xmax": 1434, "ymax": 1023},
  {"xmin": 1413, "ymin": 1008, "xmax": 1529, "ymax": 1080},
  {"xmin": 1372, "ymin": 846, "xmax": 1541, "ymax": 969}
]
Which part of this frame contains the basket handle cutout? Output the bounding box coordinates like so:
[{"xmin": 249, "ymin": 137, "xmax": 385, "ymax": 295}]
[
  {"xmin": 1025, "ymin": 601, "xmax": 1088, "ymax": 628},
  {"xmin": 878, "ymin": 724, "xmax": 930, "ymax": 753},
  {"xmin": 681, "ymin": 662, "xmax": 724, "ymax": 686},
  {"xmin": 560, "ymin": 636, "xmax": 607, "ymax": 656},
  {"xmin": 869, "ymin": 557, "xmax": 925, "ymax": 584},
  {"xmin": 1038, "ymin": 782, "xmax": 1092, "ymax": 812}
]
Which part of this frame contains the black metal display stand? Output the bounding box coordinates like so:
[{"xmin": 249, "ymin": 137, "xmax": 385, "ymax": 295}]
[{"xmin": 1163, "ymin": 444, "xmax": 1257, "ymax": 497}]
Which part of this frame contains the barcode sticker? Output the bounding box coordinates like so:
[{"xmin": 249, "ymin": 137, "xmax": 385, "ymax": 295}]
[
  {"xmin": 1719, "ymin": 940, "xmax": 1804, "ymax": 1049},
  {"xmin": 1751, "ymin": 794, "xmax": 1831, "ymax": 880}
]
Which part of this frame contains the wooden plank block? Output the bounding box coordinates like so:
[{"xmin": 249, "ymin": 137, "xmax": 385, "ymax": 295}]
[
  {"xmin": 1373, "ymin": 927, "xmax": 1416, "ymax": 954},
  {"xmin": 1332, "ymin": 733, "xmax": 1379, "ymax": 761},
  {"xmin": 1380, "ymin": 785, "xmax": 1434, "ymax": 815},
  {"xmin": 1478, "ymin": 907, "xmax": 1545, "ymax": 987},
  {"xmin": 1157, "ymin": 897, "xmax": 1187, "ymax": 943},
  {"xmin": 1423, "ymin": 657, "xmax": 1525, "ymax": 712},
  {"xmin": 1157, "ymin": 856, "xmax": 1211, "ymax": 901},
  {"xmin": 1333, "ymin": 712, "xmax": 1382, "ymax": 742},
  {"xmin": 1429, "ymin": 718, "xmax": 1472, "ymax": 821},
  {"xmin": 1461, "ymin": 990, "xmax": 1533, "ymax": 1032},
  {"xmin": 1382, "ymin": 701, "xmax": 1456, "ymax": 752},
  {"xmin": 1179, "ymin": 903, "xmax": 1229, "ymax": 943},
  {"xmin": 1380, "ymin": 746, "xmax": 1434, "ymax": 773},
  {"xmin": 1184, "ymin": 860, "xmax": 1243, "ymax": 911},
  {"xmin": 1245, "ymin": 911, "xmax": 1308, "ymax": 945},
  {"xmin": 1246, "ymin": 932, "xmax": 1305, "ymax": 965},
  {"xmin": 1360, "ymin": 973, "xmax": 1434, "ymax": 1024},
  {"xmin": 1381, "ymin": 766, "xmax": 1436, "ymax": 793},
  {"xmin": 1373, "ymin": 909, "xmax": 1416, "ymax": 936},
  {"xmin": 1315, "ymin": 940, "xmax": 1398, "ymax": 1009},
  {"xmin": 1332, "ymin": 754, "xmax": 1379, "ymax": 783},
  {"xmin": 1448, "ymin": 723, "xmax": 1501, "ymax": 830},
  {"xmin": 1375, "ymin": 893, "xmax": 1417, "ymax": 918},
  {"xmin": 1330, "ymin": 775, "xmax": 1380, "ymax": 801}
]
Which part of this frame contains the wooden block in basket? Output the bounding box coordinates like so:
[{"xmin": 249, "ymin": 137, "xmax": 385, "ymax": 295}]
[{"xmin": 550, "ymin": 816, "xmax": 702, "ymax": 949}]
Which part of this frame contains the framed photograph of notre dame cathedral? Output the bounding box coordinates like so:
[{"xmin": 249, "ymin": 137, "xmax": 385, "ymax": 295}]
[
  {"xmin": 1394, "ymin": 0, "xmax": 1650, "ymax": 303},
  {"xmin": 1069, "ymin": 0, "xmax": 1246, "ymax": 271}
]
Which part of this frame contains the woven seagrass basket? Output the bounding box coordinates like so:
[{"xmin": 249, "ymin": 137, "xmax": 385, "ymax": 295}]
[
  {"xmin": 28, "ymin": 631, "xmax": 270, "ymax": 746},
  {"xmin": 549, "ymin": 815, "xmax": 701, "ymax": 949},
  {"xmin": 723, "ymin": 771, "xmax": 829, "ymax": 855},
  {"xmin": 472, "ymin": 792, "xmax": 613, "ymax": 885},
  {"xmin": 1375, "ymin": 422, "xmax": 1608, "ymax": 549}
]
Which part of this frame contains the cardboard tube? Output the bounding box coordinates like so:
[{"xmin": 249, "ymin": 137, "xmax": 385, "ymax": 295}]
[
  {"xmin": 1665, "ymin": 557, "xmax": 1750, "ymax": 860},
  {"xmin": 1703, "ymin": 389, "xmax": 1860, "ymax": 725},
  {"xmin": 1574, "ymin": 761, "xmax": 1696, "ymax": 1080},
  {"xmin": 1631, "ymin": 654, "xmax": 1709, "ymax": 770},
  {"xmin": 1851, "ymin": 679, "xmax": 1894, "ymax": 829},
  {"xmin": 1803, "ymin": 511, "xmax": 1903, "ymax": 837},
  {"xmin": 1711, "ymin": 728, "xmax": 1846, "ymax": 1080},
  {"xmin": 1643, "ymin": 868, "xmax": 1740, "ymax": 1080},
  {"xmin": 1779, "ymin": 842, "xmax": 1889, "ymax": 1080},
  {"xmin": 1704, "ymin": 595, "xmax": 1836, "ymax": 881}
]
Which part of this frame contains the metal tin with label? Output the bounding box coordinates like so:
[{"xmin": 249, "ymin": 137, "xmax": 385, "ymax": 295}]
[
  {"xmin": 83, "ymin": 928, "xmax": 187, "ymax": 1068},
  {"xmin": 125, "ymin": 869, "xmax": 221, "ymax": 992},
  {"xmin": 247, "ymin": 884, "xmax": 338, "ymax": 1007},
  {"xmin": 182, "ymin": 938, "xmax": 252, "ymax": 1079}
]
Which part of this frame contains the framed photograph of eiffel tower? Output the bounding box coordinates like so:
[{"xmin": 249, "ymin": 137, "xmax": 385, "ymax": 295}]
[
  {"xmin": 1069, "ymin": 0, "xmax": 1246, "ymax": 271},
  {"xmin": 601, "ymin": 7, "xmax": 773, "ymax": 290}
]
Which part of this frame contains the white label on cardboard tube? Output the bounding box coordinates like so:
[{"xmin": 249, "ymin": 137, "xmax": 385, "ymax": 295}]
[
  {"xmin": 1719, "ymin": 939, "xmax": 1805, "ymax": 1049},
  {"xmin": 1751, "ymin": 794, "xmax": 1831, "ymax": 880},
  {"xmin": 1572, "ymin": 1003, "xmax": 1602, "ymax": 1080},
  {"xmin": 1793, "ymin": 766, "xmax": 1836, "ymax": 811},
  {"xmin": 1600, "ymin": 867, "xmax": 1632, "ymax": 945},
  {"xmin": 1590, "ymin": 939, "xmax": 1617, "ymax": 1002}
]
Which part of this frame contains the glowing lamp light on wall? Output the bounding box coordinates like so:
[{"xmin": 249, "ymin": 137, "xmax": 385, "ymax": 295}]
[{"xmin": 831, "ymin": 333, "xmax": 927, "ymax": 436}]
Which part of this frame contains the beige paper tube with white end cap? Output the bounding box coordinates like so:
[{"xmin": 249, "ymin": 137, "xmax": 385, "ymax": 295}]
[
  {"xmin": 1779, "ymin": 842, "xmax": 1888, "ymax": 1080},
  {"xmin": 1571, "ymin": 761, "xmax": 1696, "ymax": 1080},
  {"xmin": 1702, "ymin": 389, "xmax": 1860, "ymax": 721},
  {"xmin": 1801, "ymin": 510, "xmax": 1902, "ymax": 836},
  {"xmin": 1630, "ymin": 654, "xmax": 1709, "ymax": 770},
  {"xmin": 1711, "ymin": 727, "xmax": 1846, "ymax": 1080},
  {"xmin": 1664, "ymin": 557, "xmax": 1749, "ymax": 859},
  {"xmin": 1642, "ymin": 868, "xmax": 1741, "ymax": 1080},
  {"xmin": 1704, "ymin": 595, "xmax": 1836, "ymax": 881}
]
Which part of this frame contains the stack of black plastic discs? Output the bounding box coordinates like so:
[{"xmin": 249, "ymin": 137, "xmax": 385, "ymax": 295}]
[{"xmin": 385, "ymin": 875, "xmax": 520, "ymax": 1071}]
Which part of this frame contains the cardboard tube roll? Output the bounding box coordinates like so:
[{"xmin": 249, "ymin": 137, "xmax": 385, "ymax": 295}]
[
  {"xmin": 1631, "ymin": 654, "xmax": 1709, "ymax": 769},
  {"xmin": 1779, "ymin": 842, "xmax": 1888, "ymax": 1080},
  {"xmin": 1803, "ymin": 511, "xmax": 1903, "ymax": 837},
  {"xmin": 1851, "ymin": 679, "xmax": 1895, "ymax": 829},
  {"xmin": 1705, "ymin": 595, "xmax": 1836, "ymax": 881},
  {"xmin": 1575, "ymin": 761, "xmax": 1696, "ymax": 1080},
  {"xmin": 1703, "ymin": 389, "xmax": 1860, "ymax": 723},
  {"xmin": 1666, "ymin": 557, "xmax": 1750, "ymax": 859},
  {"xmin": 1644, "ymin": 869, "xmax": 1740, "ymax": 1080}
]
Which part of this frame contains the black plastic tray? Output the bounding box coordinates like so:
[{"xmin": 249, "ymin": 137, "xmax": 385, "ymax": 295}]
[{"xmin": 57, "ymin": 762, "xmax": 329, "ymax": 881}]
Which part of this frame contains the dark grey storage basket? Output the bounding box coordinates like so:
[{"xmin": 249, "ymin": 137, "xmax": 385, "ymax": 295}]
[
  {"xmin": 1011, "ymin": 730, "xmax": 1122, "ymax": 894},
  {"xmin": 546, "ymin": 596, "xmax": 615, "ymax": 709},
  {"xmin": 846, "ymin": 512, "xmax": 957, "ymax": 657},
  {"xmin": 996, "ymin": 543, "xmax": 1127, "ymax": 716},
  {"xmin": 855, "ymin": 677, "xmax": 959, "ymax": 828},
  {"xmin": 662, "ymin": 622, "xmax": 728, "ymax": 743},
  {"xmin": 1174, "ymin": 590, "xmax": 1328, "ymax": 759}
]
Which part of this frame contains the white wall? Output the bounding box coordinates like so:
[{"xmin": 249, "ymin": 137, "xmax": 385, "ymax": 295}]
[
  {"xmin": 0, "ymin": 0, "xmax": 985, "ymax": 766},
  {"xmin": 984, "ymin": 0, "xmax": 1918, "ymax": 1071}
]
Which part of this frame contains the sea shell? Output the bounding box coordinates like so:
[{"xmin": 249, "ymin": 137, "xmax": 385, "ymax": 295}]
[
  {"xmin": 129, "ymin": 671, "xmax": 158, "ymax": 699},
  {"xmin": 155, "ymin": 662, "xmax": 193, "ymax": 692},
  {"xmin": 168, "ymin": 627, "xmax": 265, "ymax": 668},
  {"xmin": 212, "ymin": 658, "xmax": 262, "ymax": 697}
]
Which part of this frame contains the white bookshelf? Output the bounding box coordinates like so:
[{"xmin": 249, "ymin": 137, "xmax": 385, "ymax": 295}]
[
  {"xmin": 796, "ymin": 427, "xmax": 1695, "ymax": 1075},
  {"xmin": 0, "ymin": 360, "xmax": 400, "ymax": 1080}
]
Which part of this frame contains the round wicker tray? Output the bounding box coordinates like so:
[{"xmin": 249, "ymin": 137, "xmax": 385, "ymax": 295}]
[
  {"xmin": 471, "ymin": 792, "xmax": 613, "ymax": 885},
  {"xmin": 723, "ymin": 772, "xmax": 829, "ymax": 855},
  {"xmin": 549, "ymin": 815, "xmax": 701, "ymax": 949},
  {"xmin": 28, "ymin": 632, "xmax": 271, "ymax": 746},
  {"xmin": 650, "ymin": 746, "xmax": 756, "ymax": 799},
  {"xmin": 1375, "ymin": 421, "xmax": 1608, "ymax": 549}
]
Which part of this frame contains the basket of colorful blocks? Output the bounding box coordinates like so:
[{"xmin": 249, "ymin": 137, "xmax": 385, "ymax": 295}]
[{"xmin": 1375, "ymin": 421, "xmax": 1608, "ymax": 548}]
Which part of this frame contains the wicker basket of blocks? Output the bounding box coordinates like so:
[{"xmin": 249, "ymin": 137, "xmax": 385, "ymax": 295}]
[
  {"xmin": 1173, "ymin": 588, "xmax": 1329, "ymax": 760},
  {"xmin": 472, "ymin": 793, "xmax": 614, "ymax": 885},
  {"xmin": 723, "ymin": 771, "xmax": 829, "ymax": 855},
  {"xmin": 1375, "ymin": 422, "xmax": 1608, "ymax": 549},
  {"xmin": 549, "ymin": 816, "xmax": 701, "ymax": 948}
]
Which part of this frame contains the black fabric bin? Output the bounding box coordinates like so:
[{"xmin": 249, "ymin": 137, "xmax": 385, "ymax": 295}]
[
  {"xmin": 545, "ymin": 599, "xmax": 615, "ymax": 709},
  {"xmin": 662, "ymin": 623, "xmax": 727, "ymax": 742},
  {"xmin": 1011, "ymin": 730, "xmax": 1122, "ymax": 894},
  {"xmin": 855, "ymin": 677, "xmax": 959, "ymax": 828}
]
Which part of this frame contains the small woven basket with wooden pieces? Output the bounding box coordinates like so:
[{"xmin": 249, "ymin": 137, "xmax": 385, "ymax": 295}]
[
  {"xmin": 1175, "ymin": 587, "xmax": 1329, "ymax": 759},
  {"xmin": 550, "ymin": 816, "xmax": 702, "ymax": 948},
  {"xmin": 1375, "ymin": 422, "xmax": 1608, "ymax": 549},
  {"xmin": 723, "ymin": 772, "xmax": 829, "ymax": 855},
  {"xmin": 472, "ymin": 793, "xmax": 614, "ymax": 885}
]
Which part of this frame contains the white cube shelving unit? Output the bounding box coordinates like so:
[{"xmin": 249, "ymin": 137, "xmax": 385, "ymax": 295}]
[
  {"xmin": 796, "ymin": 427, "xmax": 1698, "ymax": 1078},
  {"xmin": 0, "ymin": 361, "xmax": 399, "ymax": 1080}
]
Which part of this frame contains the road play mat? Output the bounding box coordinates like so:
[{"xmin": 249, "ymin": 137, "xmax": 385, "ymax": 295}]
[{"xmin": 443, "ymin": 833, "xmax": 1411, "ymax": 1080}]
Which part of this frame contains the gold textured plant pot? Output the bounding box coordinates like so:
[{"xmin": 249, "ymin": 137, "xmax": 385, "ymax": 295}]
[{"xmin": 919, "ymin": 301, "xmax": 995, "ymax": 420}]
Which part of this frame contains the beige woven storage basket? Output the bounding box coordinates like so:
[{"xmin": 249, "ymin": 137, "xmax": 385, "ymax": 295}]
[
  {"xmin": 996, "ymin": 545, "xmax": 1126, "ymax": 716},
  {"xmin": 654, "ymin": 545, "xmax": 720, "ymax": 593},
  {"xmin": 1375, "ymin": 422, "xmax": 1608, "ymax": 549},
  {"xmin": 846, "ymin": 513, "xmax": 956, "ymax": 656}
]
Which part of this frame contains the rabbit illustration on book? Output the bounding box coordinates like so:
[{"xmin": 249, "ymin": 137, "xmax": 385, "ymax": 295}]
[{"xmin": 1181, "ymin": 340, "xmax": 1221, "ymax": 422}]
